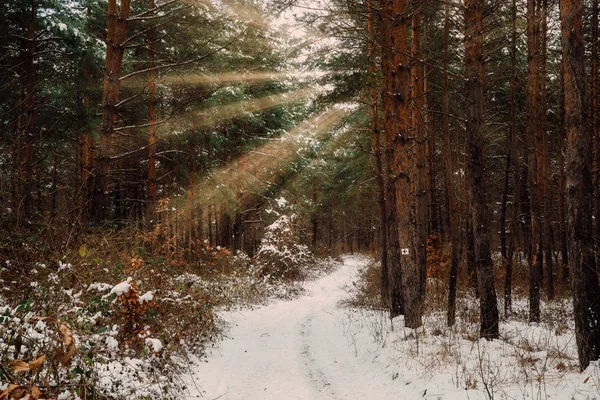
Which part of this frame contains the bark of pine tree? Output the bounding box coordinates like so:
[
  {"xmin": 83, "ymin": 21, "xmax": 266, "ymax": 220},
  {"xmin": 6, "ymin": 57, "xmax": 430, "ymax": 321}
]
[
  {"xmin": 526, "ymin": 0, "xmax": 541, "ymax": 323},
  {"xmin": 540, "ymin": 0, "xmax": 553, "ymax": 300},
  {"xmin": 593, "ymin": 0, "xmax": 600, "ymax": 256},
  {"xmin": 464, "ymin": 0, "xmax": 499, "ymax": 339},
  {"xmin": 504, "ymin": 0, "xmax": 520, "ymax": 315},
  {"xmin": 368, "ymin": 0, "xmax": 390, "ymax": 305},
  {"xmin": 93, "ymin": 0, "xmax": 132, "ymax": 222},
  {"xmin": 412, "ymin": 4, "xmax": 428, "ymax": 308},
  {"xmin": 560, "ymin": 0, "xmax": 600, "ymax": 371},
  {"xmin": 380, "ymin": 0, "xmax": 404, "ymax": 318},
  {"xmin": 558, "ymin": 54, "xmax": 569, "ymax": 282},
  {"xmin": 442, "ymin": 3, "xmax": 460, "ymax": 327},
  {"xmin": 147, "ymin": 0, "xmax": 158, "ymax": 225},
  {"xmin": 15, "ymin": 3, "xmax": 37, "ymax": 220},
  {"xmin": 388, "ymin": 0, "xmax": 421, "ymax": 328}
]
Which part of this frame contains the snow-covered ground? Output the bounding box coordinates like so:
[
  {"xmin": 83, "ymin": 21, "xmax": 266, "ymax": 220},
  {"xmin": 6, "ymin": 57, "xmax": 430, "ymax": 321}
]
[{"xmin": 185, "ymin": 255, "xmax": 600, "ymax": 400}]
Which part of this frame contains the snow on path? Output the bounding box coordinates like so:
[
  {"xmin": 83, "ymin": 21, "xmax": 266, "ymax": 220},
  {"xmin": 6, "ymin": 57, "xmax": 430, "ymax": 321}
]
[
  {"xmin": 184, "ymin": 255, "xmax": 600, "ymax": 400},
  {"xmin": 185, "ymin": 255, "xmax": 391, "ymax": 400}
]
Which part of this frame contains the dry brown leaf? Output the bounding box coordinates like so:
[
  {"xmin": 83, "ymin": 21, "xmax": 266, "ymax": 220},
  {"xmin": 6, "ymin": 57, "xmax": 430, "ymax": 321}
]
[
  {"xmin": 30, "ymin": 386, "xmax": 41, "ymax": 400},
  {"xmin": 58, "ymin": 325, "xmax": 73, "ymax": 347},
  {"xmin": 29, "ymin": 355, "xmax": 46, "ymax": 373},
  {"xmin": 57, "ymin": 324, "xmax": 76, "ymax": 366},
  {"xmin": 8, "ymin": 355, "xmax": 46, "ymax": 374},
  {"xmin": 0, "ymin": 384, "xmax": 26, "ymax": 400},
  {"xmin": 7, "ymin": 360, "xmax": 30, "ymax": 374}
]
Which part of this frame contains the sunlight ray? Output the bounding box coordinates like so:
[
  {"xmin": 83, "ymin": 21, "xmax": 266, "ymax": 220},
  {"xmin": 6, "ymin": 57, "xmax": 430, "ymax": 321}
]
[
  {"xmin": 175, "ymin": 106, "xmax": 351, "ymax": 214},
  {"xmin": 164, "ymin": 87, "xmax": 318, "ymax": 132}
]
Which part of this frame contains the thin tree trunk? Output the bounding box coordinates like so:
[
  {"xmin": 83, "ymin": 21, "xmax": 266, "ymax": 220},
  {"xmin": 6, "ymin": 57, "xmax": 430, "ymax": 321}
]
[
  {"xmin": 593, "ymin": 0, "xmax": 600, "ymax": 256},
  {"xmin": 368, "ymin": 0, "xmax": 390, "ymax": 305},
  {"xmin": 540, "ymin": 0, "xmax": 553, "ymax": 300},
  {"xmin": 560, "ymin": 0, "xmax": 600, "ymax": 371},
  {"xmin": 147, "ymin": 0, "xmax": 158, "ymax": 226},
  {"xmin": 505, "ymin": 0, "xmax": 520, "ymax": 315},
  {"xmin": 21, "ymin": 3, "xmax": 37, "ymax": 219},
  {"xmin": 442, "ymin": 3, "xmax": 460, "ymax": 327},
  {"xmin": 558, "ymin": 51, "xmax": 569, "ymax": 282},
  {"xmin": 526, "ymin": 0, "xmax": 541, "ymax": 323},
  {"xmin": 412, "ymin": 3, "xmax": 428, "ymax": 308}
]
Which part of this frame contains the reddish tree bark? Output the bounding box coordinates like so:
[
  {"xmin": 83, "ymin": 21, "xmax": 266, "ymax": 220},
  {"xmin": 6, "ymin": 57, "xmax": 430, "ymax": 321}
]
[
  {"xmin": 92, "ymin": 0, "xmax": 132, "ymax": 222},
  {"xmin": 442, "ymin": 3, "xmax": 460, "ymax": 327},
  {"xmin": 412, "ymin": 4, "xmax": 427, "ymax": 307},
  {"xmin": 464, "ymin": 0, "xmax": 499, "ymax": 339},
  {"xmin": 368, "ymin": 0, "xmax": 390, "ymax": 304},
  {"xmin": 380, "ymin": 0, "xmax": 404, "ymax": 318}
]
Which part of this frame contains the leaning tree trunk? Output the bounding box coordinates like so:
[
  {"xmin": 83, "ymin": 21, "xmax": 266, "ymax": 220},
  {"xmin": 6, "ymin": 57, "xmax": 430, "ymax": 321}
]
[
  {"xmin": 560, "ymin": 0, "xmax": 600, "ymax": 371},
  {"xmin": 464, "ymin": 0, "xmax": 499, "ymax": 340}
]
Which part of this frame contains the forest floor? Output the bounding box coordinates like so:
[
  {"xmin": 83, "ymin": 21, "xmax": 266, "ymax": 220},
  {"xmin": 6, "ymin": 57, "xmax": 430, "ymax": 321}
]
[{"xmin": 184, "ymin": 255, "xmax": 600, "ymax": 400}]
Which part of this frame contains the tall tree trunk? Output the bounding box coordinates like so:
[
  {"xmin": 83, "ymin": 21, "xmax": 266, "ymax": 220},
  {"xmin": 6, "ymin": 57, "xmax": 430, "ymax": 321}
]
[
  {"xmin": 526, "ymin": 0, "xmax": 542, "ymax": 323},
  {"xmin": 368, "ymin": 0, "xmax": 390, "ymax": 305},
  {"xmin": 412, "ymin": 3, "xmax": 428, "ymax": 308},
  {"xmin": 147, "ymin": 0, "xmax": 158, "ymax": 225},
  {"xmin": 20, "ymin": 3, "xmax": 37, "ymax": 219},
  {"xmin": 540, "ymin": 0, "xmax": 553, "ymax": 300},
  {"xmin": 593, "ymin": 0, "xmax": 600, "ymax": 256},
  {"xmin": 93, "ymin": 0, "xmax": 132, "ymax": 223},
  {"xmin": 442, "ymin": 3, "xmax": 460, "ymax": 327},
  {"xmin": 505, "ymin": 0, "xmax": 520, "ymax": 315},
  {"xmin": 464, "ymin": 0, "xmax": 499, "ymax": 339},
  {"xmin": 388, "ymin": 0, "xmax": 421, "ymax": 327},
  {"xmin": 560, "ymin": 0, "xmax": 600, "ymax": 371},
  {"xmin": 424, "ymin": 66, "xmax": 438, "ymax": 236},
  {"xmin": 558, "ymin": 50, "xmax": 569, "ymax": 282},
  {"xmin": 380, "ymin": 0, "xmax": 404, "ymax": 318}
]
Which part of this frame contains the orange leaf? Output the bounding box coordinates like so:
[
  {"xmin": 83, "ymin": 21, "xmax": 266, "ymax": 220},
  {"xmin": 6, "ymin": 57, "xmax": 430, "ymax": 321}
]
[
  {"xmin": 30, "ymin": 386, "xmax": 41, "ymax": 400},
  {"xmin": 0, "ymin": 384, "xmax": 26, "ymax": 400},
  {"xmin": 7, "ymin": 360, "xmax": 30, "ymax": 373},
  {"xmin": 29, "ymin": 355, "xmax": 46, "ymax": 373},
  {"xmin": 58, "ymin": 325, "xmax": 73, "ymax": 347}
]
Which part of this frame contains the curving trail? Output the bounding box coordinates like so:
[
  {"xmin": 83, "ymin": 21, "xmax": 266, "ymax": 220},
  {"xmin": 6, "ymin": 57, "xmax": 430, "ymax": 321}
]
[{"xmin": 185, "ymin": 256, "xmax": 383, "ymax": 400}]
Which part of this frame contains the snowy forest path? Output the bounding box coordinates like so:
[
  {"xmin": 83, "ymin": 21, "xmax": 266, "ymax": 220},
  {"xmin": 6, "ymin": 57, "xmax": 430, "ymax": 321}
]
[{"xmin": 185, "ymin": 256, "xmax": 371, "ymax": 400}]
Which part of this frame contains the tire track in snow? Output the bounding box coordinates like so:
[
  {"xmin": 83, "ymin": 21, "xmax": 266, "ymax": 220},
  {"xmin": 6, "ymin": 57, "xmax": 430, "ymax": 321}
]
[
  {"xmin": 299, "ymin": 312, "xmax": 339, "ymax": 400},
  {"xmin": 185, "ymin": 256, "xmax": 366, "ymax": 400}
]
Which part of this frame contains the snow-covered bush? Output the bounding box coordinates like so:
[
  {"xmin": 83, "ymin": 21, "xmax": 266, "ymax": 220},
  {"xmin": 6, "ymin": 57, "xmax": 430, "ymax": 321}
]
[{"xmin": 254, "ymin": 215, "xmax": 315, "ymax": 280}]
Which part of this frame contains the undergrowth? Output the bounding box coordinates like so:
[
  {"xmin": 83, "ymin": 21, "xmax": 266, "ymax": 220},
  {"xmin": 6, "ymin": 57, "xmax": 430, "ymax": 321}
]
[
  {"xmin": 0, "ymin": 213, "xmax": 328, "ymax": 399},
  {"xmin": 342, "ymin": 241, "xmax": 599, "ymax": 400}
]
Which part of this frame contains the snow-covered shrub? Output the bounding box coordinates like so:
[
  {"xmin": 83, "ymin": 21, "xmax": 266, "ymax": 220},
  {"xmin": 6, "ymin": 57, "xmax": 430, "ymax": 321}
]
[{"xmin": 253, "ymin": 215, "xmax": 315, "ymax": 280}]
